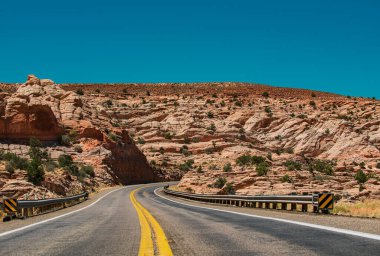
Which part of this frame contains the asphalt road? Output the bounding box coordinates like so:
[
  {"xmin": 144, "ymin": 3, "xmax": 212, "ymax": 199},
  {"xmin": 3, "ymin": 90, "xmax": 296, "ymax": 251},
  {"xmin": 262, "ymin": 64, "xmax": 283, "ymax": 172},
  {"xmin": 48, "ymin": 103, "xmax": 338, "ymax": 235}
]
[{"xmin": 1, "ymin": 183, "xmax": 380, "ymax": 255}]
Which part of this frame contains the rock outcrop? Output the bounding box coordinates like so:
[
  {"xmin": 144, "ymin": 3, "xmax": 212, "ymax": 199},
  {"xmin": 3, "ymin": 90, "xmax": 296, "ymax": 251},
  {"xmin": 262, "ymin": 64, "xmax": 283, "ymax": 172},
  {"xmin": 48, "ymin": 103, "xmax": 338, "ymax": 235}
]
[{"xmin": 0, "ymin": 75, "xmax": 156, "ymax": 199}]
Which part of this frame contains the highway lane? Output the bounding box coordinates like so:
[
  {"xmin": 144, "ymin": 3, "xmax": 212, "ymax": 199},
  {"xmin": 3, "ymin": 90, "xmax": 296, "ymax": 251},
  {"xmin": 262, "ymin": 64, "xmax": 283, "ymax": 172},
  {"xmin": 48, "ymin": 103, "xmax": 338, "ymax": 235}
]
[
  {"xmin": 0, "ymin": 186, "xmax": 141, "ymax": 256},
  {"xmin": 136, "ymin": 185, "xmax": 380, "ymax": 256},
  {"xmin": 1, "ymin": 183, "xmax": 380, "ymax": 255}
]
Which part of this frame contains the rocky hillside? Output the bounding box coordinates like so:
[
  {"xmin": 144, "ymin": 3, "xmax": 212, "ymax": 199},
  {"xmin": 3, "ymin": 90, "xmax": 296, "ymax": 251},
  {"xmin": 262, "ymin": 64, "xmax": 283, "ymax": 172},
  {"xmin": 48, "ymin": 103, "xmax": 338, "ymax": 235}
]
[
  {"xmin": 1, "ymin": 77, "xmax": 379, "ymax": 202},
  {"xmin": 0, "ymin": 75, "xmax": 156, "ymax": 199}
]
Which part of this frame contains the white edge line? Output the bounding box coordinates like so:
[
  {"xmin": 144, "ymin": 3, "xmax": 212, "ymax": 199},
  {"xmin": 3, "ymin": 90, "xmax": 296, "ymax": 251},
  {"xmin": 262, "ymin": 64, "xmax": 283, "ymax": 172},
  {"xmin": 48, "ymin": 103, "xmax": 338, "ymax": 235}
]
[
  {"xmin": 154, "ymin": 188, "xmax": 380, "ymax": 241},
  {"xmin": 0, "ymin": 186, "xmax": 128, "ymax": 238}
]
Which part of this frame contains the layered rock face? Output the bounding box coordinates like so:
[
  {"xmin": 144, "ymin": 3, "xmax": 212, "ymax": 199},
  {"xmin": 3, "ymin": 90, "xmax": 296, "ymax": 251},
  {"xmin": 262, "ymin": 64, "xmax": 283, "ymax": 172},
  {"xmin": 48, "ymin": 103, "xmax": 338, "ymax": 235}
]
[
  {"xmin": 1, "ymin": 78, "xmax": 379, "ymax": 202},
  {"xmin": 59, "ymin": 82, "xmax": 380, "ymax": 202},
  {"xmin": 0, "ymin": 75, "xmax": 155, "ymax": 199}
]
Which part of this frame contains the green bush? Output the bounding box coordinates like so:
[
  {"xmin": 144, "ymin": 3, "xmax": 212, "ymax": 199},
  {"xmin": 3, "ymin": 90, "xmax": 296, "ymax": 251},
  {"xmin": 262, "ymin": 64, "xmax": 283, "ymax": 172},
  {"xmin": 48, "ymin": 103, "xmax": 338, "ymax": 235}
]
[
  {"xmin": 27, "ymin": 159, "xmax": 45, "ymax": 185},
  {"xmin": 225, "ymin": 183, "xmax": 235, "ymax": 194},
  {"xmin": 207, "ymin": 111, "xmax": 214, "ymax": 118},
  {"xmin": 1, "ymin": 152, "xmax": 29, "ymax": 170},
  {"xmin": 355, "ymin": 170, "xmax": 368, "ymax": 184},
  {"xmin": 44, "ymin": 160, "xmax": 58, "ymax": 172},
  {"xmin": 223, "ymin": 163, "xmax": 232, "ymax": 172},
  {"xmin": 58, "ymin": 154, "xmax": 74, "ymax": 167},
  {"xmin": 60, "ymin": 135, "xmax": 71, "ymax": 146},
  {"xmin": 76, "ymin": 89, "xmax": 84, "ymax": 95},
  {"xmin": 5, "ymin": 163, "xmax": 15, "ymax": 175},
  {"xmin": 256, "ymin": 162, "xmax": 269, "ymax": 176},
  {"xmin": 214, "ymin": 177, "xmax": 227, "ymax": 188},
  {"xmin": 312, "ymin": 159, "xmax": 334, "ymax": 176},
  {"xmin": 283, "ymin": 160, "xmax": 302, "ymax": 171},
  {"xmin": 137, "ymin": 137, "xmax": 146, "ymax": 144},
  {"xmin": 280, "ymin": 174, "xmax": 292, "ymax": 183},
  {"xmin": 164, "ymin": 132, "xmax": 173, "ymax": 140},
  {"xmin": 74, "ymin": 145, "xmax": 83, "ymax": 153},
  {"xmin": 81, "ymin": 165, "xmax": 95, "ymax": 177},
  {"xmin": 262, "ymin": 92, "xmax": 269, "ymax": 97}
]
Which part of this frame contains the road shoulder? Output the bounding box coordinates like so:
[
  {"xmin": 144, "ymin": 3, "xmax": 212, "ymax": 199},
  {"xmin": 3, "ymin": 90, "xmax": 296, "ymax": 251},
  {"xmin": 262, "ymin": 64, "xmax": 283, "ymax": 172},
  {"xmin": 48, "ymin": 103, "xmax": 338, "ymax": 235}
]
[
  {"xmin": 0, "ymin": 186, "xmax": 122, "ymax": 234},
  {"xmin": 156, "ymin": 188, "xmax": 380, "ymax": 235}
]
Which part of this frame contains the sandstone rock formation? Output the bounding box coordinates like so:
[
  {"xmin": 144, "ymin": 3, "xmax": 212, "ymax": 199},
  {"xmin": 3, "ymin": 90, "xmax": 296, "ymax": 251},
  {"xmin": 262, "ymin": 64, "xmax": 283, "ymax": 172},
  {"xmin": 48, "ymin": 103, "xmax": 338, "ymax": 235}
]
[
  {"xmin": 0, "ymin": 75, "xmax": 156, "ymax": 199},
  {"xmin": 0, "ymin": 78, "xmax": 379, "ymax": 203}
]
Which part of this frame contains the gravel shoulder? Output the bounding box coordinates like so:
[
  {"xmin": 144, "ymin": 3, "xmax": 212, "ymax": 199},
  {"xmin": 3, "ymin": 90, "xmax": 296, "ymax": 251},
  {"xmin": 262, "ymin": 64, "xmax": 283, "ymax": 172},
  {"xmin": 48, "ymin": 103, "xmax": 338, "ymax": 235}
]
[
  {"xmin": 158, "ymin": 189, "xmax": 380, "ymax": 235},
  {"xmin": 0, "ymin": 185, "xmax": 121, "ymax": 234}
]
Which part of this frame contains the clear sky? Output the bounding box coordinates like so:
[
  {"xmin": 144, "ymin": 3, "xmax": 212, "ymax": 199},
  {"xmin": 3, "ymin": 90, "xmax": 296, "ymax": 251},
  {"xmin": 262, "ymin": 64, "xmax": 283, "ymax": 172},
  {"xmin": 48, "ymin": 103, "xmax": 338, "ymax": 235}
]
[{"xmin": 1, "ymin": 0, "xmax": 379, "ymax": 98}]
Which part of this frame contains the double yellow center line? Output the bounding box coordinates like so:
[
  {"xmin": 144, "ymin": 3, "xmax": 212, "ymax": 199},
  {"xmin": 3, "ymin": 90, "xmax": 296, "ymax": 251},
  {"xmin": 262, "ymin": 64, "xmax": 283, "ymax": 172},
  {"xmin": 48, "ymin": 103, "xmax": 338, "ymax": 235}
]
[{"xmin": 130, "ymin": 188, "xmax": 173, "ymax": 256}]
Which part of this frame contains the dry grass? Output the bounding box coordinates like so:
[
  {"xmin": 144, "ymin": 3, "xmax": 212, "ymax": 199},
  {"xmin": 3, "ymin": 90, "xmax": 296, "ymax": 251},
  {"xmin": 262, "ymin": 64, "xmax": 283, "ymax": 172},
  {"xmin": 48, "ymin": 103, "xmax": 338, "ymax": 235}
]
[{"xmin": 332, "ymin": 200, "xmax": 380, "ymax": 218}]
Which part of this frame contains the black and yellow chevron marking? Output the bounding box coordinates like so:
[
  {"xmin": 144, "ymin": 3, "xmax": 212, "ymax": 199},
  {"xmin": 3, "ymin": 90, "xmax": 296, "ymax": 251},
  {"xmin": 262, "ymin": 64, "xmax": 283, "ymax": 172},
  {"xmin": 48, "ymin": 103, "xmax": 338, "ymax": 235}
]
[
  {"xmin": 318, "ymin": 193, "xmax": 333, "ymax": 210},
  {"xmin": 3, "ymin": 198, "xmax": 18, "ymax": 213}
]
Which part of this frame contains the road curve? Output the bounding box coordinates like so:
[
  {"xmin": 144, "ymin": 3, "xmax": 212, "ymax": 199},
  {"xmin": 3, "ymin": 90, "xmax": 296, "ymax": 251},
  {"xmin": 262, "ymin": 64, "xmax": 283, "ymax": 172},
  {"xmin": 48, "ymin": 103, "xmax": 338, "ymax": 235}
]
[{"xmin": 0, "ymin": 183, "xmax": 380, "ymax": 256}]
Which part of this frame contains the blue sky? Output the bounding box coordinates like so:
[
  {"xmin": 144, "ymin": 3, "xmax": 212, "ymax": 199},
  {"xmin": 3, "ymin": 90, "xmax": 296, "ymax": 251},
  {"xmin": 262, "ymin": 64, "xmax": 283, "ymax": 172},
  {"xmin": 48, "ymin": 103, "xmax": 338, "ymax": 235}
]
[{"xmin": 1, "ymin": 0, "xmax": 379, "ymax": 98}]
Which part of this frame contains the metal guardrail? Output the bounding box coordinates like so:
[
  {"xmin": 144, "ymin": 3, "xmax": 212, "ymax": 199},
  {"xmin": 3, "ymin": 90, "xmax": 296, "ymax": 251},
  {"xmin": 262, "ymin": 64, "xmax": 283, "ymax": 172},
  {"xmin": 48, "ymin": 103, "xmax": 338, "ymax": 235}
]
[
  {"xmin": 163, "ymin": 186, "xmax": 333, "ymax": 213},
  {"xmin": 1, "ymin": 192, "xmax": 89, "ymax": 221}
]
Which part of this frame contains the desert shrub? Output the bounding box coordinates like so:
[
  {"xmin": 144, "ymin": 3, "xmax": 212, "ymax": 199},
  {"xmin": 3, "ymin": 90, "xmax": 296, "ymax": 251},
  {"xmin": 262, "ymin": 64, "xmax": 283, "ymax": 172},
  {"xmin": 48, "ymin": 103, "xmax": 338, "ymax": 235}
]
[
  {"xmin": 262, "ymin": 92, "xmax": 269, "ymax": 97},
  {"xmin": 207, "ymin": 111, "xmax": 214, "ymax": 118},
  {"xmin": 179, "ymin": 160, "xmax": 194, "ymax": 172},
  {"xmin": 312, "ymin": 159, "xmax": 335, "ymax": 175},
  {"xmin": 205, "ymin": 147, "xmax": 214, "ymax": 154},
  {"xmin": 105, "ymin": 100, "xmax": 113, "ymax": 107},
  {"xmin": 256, "ymin": 162, "xmax": 269, "ymax": 176},
  {"xmin": 207, "ymin": 123, "xmax": 216, "ymax": 133},
  {"xmin": 236, "ymin": 154, "xmax": 265, "ymax": 167},
  {"xmin": 76, "ymin": 89, "xmax": 84, "ymax": 95},
  {"xmin": 164, "ymin": 132, "xmax": 173, "ymax": 140},
  {"xmin": 223, "ymin": 163, "xmax": 232, "ymax": 172},
  {"xmin": 60, "ymin": 135, "xmax": 71, "ymax": 146},
  {"xmin": 81, "ymin": 165, "xmax": 95, "ymax": 177},
  {"xmin": 27, "ymin": 159, "xmax": 45, "ymax": 185},
  {"xmin": 159, "ymin": 147, "xmax": 165, "ymax": 154},
  {"xmin": 44, "ymin": 160, "xmax": 58, "ymax": 172},
  {"xmin": 74, "ymin": 145, "xmax": 83, "ymax": 153},
  {"xmin": 264, "ymin": 106, "xmax": 271, "ymax": 113},
  {"xmin": 355, "ymin": 170, "xmax": 368, "ymax": 184},
  {"xmin": 214, "ymin": 177, "xmax": 227, "ymax": 188},
  {"xmin": 137, "ymin": 137, "xmax": 145, "ymax": 144},
  {"xmin": 311, "ymin": 93, "xmax": 316, "ymax": 97},
  {"xmin": 220, "ymin": 100, "xmax": 226, "ymax": 107},
  {"xmin": 58, "ymin": 154, "xmax": 74, "ymax": 168},
  {"xmin": 251, "ymin": 155, "xmax": 266, "ymax": 165},
  {"xmin": 196, "ymin": 166, "xmax": 203, "ymax": 173},
  {"xmin": 280, "ymin": 174, "xmax": 292, "ymax": 183},
  {"xmin": 184, "ymin": 136, "xmax": 191, "ymax": 144},
  {"xmin": 236, "ymin": 154, "xmax": 252, "ymax": 166},
  {"xmin": 309, "ymin": 101, "xmax": 316, "ymax": 108},
  {"xmin": 5, "ymin": 163, "xmax": 15, "ymax": 175},
  {"xmin": 235, "ymin": 101, "xmax": 242, "ymax": 107},
  {"xmin": 95, "ymin": 89, "xmax": 101, "ymax": 93},
  {"xmin": 108, "ymin": 132, "xmax": 118, "ymax": 141},
  {"xmin": 180, "ymin": 145, "xmax": 191, "ymax": 156},
  {"xmin": 2, "ymin": 152, "xmax": 29, "ymax": 170},
  {"xmin": 283, "ymin": 160, "xmax": 302, "ymax": 171},
  {"xmin": 225, "ymin": 183, "xmax": 235, "ymax": 194},
  {"xmin": 377, "ymin": 162, "xmax": 380, "ymax": 169}
]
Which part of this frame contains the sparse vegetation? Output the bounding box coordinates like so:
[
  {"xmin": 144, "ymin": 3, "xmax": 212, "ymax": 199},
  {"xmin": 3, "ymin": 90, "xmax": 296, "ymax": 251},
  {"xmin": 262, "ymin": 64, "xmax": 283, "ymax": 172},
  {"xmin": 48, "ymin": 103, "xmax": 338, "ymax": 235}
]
[
  {"xmin": 256, "ymin": 162, "xmax": 269, "ymax": 176},
  {"xmin": 262, "ymin": 91, "xmax": 269, "ymax": 97},
  {"xmin": 76, "ymin": 89, "xmax": 84, "ymax": 95},
  {"xmin": 214, "ymin": 177, "xmax": 227, "ymax": 188},
  {"xmin": 223, "ymin": 163, "xmax": 232, "ymax": 172},
  {"xmin": 280, "ymin": 174, "xmax": 292, "ymax": 183},
  {"xmin": 355, "ymin": 169, "xmax": 368, "ymax": 184},
  {"xmin": 283, "ymin": 160, "xmax": 302, "ymax": 171}
]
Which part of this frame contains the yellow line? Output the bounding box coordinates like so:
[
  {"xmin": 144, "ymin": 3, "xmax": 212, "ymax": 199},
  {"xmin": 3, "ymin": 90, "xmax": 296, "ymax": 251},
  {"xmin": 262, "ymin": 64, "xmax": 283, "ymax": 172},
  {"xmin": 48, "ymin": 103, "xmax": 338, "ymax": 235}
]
[
  {"xmin": 130, "ymin": 189, "xmax": 154, "ymax": 255},
  {"xmin": 131, "ymin": 187, "xmax": 173, "ymax": 256}
]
